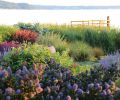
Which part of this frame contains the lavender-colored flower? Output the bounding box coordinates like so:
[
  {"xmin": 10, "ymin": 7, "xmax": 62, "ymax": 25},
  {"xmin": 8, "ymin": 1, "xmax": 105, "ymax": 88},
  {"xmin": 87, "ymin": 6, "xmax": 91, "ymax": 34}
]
[
  {"xmin": 5, "ymin": 87, "xmax": 14, "ymax": 95},
  {"xmin": 106, "ymin": 89, "xmax": 112, "ymax": 95},
  {"xmin": 101, "ymin": 90, "xmax": 107, "ymax": 96},
  {"xmin": 16, "ymin": 89, "xmax": 21, "ymax": 94},
  {"xmin": 116, "ymin": 88, "xmax": 120, "ymax": 94},
  {"xmin": 50, "ymin": 96, "xmax": 54, "ymax": 100},
  {"xmin": 88, "ymin": 83, "xmax": 94, "ymax": 89},
  {"xmin": 59, "ymin": 92, "xmax": 63, "ymax": 97},
  {"xmin": 56, "ymin": 95, "xmax": 60, "ymax": 100},
  {"xmin": 7, "ymin": 66, "xmax": 12, "ymax": 75},
  {"xmin": 99, "ymin": 51, "xmax": 120, "ymax": 69},
  {"xmin": 67, "ymin": 83, "xmax": 72, "ymax": 90},
  {"xmin": 22, "ymin": 66, "xmax": 29, "ymax": 75},
  {"xmin": 110, "ymin": 81, "xmax": 115, "ymax": 87},
  {"xmin": 109, "ymin": 95, "xmax": 114, "ymax": 100},
  {"xmin": 77, "ymin": 89, "xmax": 84, "ymax": 95},
  {"xmin": 105, "ymin": 83, "xmax": 110, "ymax": 89},
  {"xmin": 95, "ymin": 83, "xmax": 100, "ymax": 89},
  {"xmin": 72, "ymin": 83, "xmax": 78, "ymax": 91},
  {"xmin": 6, "ymin": 96, "xmax": 11, "ymax": 100}
]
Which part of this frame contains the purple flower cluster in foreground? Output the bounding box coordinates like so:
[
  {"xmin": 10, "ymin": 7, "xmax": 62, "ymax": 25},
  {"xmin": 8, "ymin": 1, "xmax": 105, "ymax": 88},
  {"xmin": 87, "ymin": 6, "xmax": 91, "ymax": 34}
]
[
  {"xmin": 0, "ymin": 58, "xmax": 120, "ymax": 100},
  {"xmin": 0, "ymin": 64, "xmax": 43, "ymax": 100}
]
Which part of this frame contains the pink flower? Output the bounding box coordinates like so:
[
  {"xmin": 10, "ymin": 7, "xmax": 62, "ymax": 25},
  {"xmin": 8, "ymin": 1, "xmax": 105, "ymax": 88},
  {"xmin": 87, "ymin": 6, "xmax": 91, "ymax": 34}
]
[{"xmin": 36, "ymin": 87, "xmax": 43, "ymax": 94}]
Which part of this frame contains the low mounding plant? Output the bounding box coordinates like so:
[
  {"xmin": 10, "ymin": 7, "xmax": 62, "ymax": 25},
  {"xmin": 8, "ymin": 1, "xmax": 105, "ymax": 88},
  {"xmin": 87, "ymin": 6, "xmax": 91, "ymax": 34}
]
[
  {"xmin": 37, "ymin": 32, "xmax": 68, "ymax": 53},
  {"xmin": 13, "ymin": 30, "xmax": 38, "ymax": 43},
  {"xmin": 93, "ymin": 47, "xmax": 104, "ymax": 59},
  {"xmin": 15, "ymin": 23, "xmax": 49, "ymax": 35},
  {"xmin": 0, "ymin": 25, "xmax": 18, "ymax": 42},
  {"xmin": 69, "ymin": 41, "xmax": 93, "ymax": 61},
  {"xmin": 2, "ymin": 44, "xmax": 73, "ymax": 72}
]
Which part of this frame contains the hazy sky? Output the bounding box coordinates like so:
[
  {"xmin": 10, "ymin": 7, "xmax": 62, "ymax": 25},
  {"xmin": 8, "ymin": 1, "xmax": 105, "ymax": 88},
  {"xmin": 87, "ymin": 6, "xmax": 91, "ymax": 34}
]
[{"xmin": 3, "ymin": 0, "xmax": 120, "ymax": 6}]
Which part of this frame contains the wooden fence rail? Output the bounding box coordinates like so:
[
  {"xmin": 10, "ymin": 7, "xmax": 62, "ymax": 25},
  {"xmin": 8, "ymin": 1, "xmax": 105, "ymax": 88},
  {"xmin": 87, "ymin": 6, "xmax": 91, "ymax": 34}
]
[{"xmin": 71, "ymin": 16, "xmax": 110, "ymax": 30}]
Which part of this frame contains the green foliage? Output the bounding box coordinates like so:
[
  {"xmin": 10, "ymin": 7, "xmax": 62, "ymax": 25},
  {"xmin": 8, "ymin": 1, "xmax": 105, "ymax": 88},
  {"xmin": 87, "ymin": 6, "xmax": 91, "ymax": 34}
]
[
  {"xmin": 93, "ymin": 47, "xmax": 104, "ymax": 59},
  {"xmin": 69, "ymin": 41, "xmax": 93, "ymax": 61},
  {"xmin": 0, "ymin": 25, "xmax": 18, "ymax": 42},
  {"xmin": 15, "ymin": 23, "xmax": 49, "ymax": 35},
  {"xmin": 2, "ymin": 47, "xmax": 34, "ymax": 72},
  {"xmin": 42, "ymin": 24, "xmax": 119, "ymax": 53},
  {"xmin": 114, "ymin": 30, "xmax": 120, "ymax": 50},
  {"xmin": 37, "ymin": 32, "xmax": 68, "ymax": 53},
  {"xmin": 52, "ymin": 49, "xmax": 73, "ymax": 67},
  {"xmin": 70, "ymin": 63, "xmax": 94, "ymax": 75},
  {"xmin": 2, "ymin": 44, "xmax": 73, "ymax": 71},
  {"xmin": 115, "ymin": 78, "xmax": 120, "ymax": 88}
]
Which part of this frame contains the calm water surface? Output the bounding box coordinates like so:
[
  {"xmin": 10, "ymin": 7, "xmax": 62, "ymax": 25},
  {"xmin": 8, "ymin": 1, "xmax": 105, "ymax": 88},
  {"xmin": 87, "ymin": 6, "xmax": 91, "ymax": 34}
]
[{"xmin": 0, "ymin": 9, "xmax": 120, "ymax": 27}]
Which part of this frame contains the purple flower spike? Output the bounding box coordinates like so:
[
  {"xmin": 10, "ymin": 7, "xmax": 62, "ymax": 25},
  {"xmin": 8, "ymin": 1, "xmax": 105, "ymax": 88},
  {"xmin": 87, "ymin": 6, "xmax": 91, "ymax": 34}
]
[
  {"xmin": 72, "ymin": 83, "xmax": 78, "ymax": 91},
  {"xmin": 6, "ymin": 96, "xmax": 11, "ymax": 100},
  {"xmin": 77, "ymin": 88, "xmax": 84, "ymax": 95},
  {"xmin": 105, "ymin": 83, "xmax": 110, "ymax": 89},
  {"xmin": 16, "ymin": 89, "xmax": 21, "ymax": 94},
  {"xmin": 116, "ymin": 88, "xmax": 120, "ymax": 94}
]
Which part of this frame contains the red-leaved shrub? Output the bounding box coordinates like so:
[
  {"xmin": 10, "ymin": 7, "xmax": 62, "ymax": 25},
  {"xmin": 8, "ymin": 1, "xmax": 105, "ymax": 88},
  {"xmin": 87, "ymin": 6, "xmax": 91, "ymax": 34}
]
[{"xmin": 14, "ymin": 30, "xmax": 38, "ymax": 43}]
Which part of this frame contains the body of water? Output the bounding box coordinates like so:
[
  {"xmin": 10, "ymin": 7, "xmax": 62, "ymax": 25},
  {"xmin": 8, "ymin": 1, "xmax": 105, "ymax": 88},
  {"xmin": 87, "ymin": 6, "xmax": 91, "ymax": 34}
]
[{"xmin": 0, "ymin": 9, "xmax": 120, "ymax": 27}]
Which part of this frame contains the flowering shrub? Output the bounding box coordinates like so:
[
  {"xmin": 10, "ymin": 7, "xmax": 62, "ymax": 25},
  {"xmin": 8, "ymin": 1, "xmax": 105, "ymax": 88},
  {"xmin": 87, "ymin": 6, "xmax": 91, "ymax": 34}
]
[
  {"xmin": 32, "ymin": 59, "xmax": 120, "ymax": 99},
  {"xmin": 2, "ymin": 44, "xmax": 73, "ymax": 72},
  {"xmin": 100, "ymin": 51, "xmax": 120, "ymax": 69},
  {"xmin": 0, "ymin": 41, "xmax": 19, "ymax": 58},
  {"xmin": 13, "ymin": 30, "xmax": 38, "ymax": 43},
  {"xmin": 0, "ymin": 58, "xmax": 120, "ymax": 99},
  {"xmin": 99, "ymin": 51, "xmax": 120, "ymax": 81},
  {"xmin": 0, "ymin": 64, "xmax": 44, "ymax": 100}
]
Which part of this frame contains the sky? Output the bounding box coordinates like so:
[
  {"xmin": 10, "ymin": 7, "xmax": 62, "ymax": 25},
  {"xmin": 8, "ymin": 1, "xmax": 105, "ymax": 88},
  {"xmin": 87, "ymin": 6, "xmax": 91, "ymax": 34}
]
[{"xmin": 3, "ymin": 0, "xmax": 120, "ymax": 6}]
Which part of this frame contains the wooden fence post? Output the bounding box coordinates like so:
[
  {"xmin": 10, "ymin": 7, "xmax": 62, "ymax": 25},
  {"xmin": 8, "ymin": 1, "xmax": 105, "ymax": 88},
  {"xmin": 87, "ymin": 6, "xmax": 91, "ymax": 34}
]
[{"xmin": 107, "ymin": 16, "xmax": 110, "ymax": 30}]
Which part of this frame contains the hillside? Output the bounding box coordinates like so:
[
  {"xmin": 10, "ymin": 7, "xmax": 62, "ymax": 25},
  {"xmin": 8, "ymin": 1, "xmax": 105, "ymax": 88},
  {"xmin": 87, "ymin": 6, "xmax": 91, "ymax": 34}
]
[{"xmin": 0, "ymin": 0, "xmax": 120, "ymax": 10}]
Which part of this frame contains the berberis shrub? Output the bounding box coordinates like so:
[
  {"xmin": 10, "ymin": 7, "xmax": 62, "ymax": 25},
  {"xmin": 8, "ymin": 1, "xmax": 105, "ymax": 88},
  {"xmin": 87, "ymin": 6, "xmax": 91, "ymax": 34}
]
[{"xmin": 13, "ymin": 30, "xmax": 38, "ymax": 43}]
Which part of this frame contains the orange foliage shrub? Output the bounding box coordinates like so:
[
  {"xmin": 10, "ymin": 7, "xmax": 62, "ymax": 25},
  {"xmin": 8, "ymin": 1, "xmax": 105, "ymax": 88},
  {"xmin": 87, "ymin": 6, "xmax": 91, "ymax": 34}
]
[{"xmin": 14, "ymin": 30, "xmax": 38, "ymax": 43}]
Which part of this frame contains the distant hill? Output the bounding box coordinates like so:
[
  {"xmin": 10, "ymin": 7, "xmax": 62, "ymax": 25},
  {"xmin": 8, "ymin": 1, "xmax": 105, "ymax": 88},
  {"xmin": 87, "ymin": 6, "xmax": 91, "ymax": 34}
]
[{"xmin": 0, "ymin": 0, "xmax": 120, "ymax": 10}]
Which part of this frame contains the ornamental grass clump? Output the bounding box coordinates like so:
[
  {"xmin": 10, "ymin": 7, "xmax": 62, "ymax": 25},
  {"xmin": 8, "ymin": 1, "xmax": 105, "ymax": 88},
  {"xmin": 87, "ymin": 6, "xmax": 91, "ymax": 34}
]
[{"xmin": 69, "ymin": 41, "xmax": 93, "ymax": 61}]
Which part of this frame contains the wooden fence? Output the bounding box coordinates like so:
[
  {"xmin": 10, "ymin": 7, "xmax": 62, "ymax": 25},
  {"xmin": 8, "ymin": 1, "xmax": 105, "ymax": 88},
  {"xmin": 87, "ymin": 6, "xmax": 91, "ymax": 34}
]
[{"xmin": 71, "ymin": 16, "xmax": 110, "ymax": 30}]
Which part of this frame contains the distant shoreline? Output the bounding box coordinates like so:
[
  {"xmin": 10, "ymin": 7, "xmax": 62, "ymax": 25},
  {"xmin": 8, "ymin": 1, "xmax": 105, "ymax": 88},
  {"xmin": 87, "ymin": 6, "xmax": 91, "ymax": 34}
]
[{"xmin": 0, "ymin": 0, "xmax": 120, "ymax": 10}]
